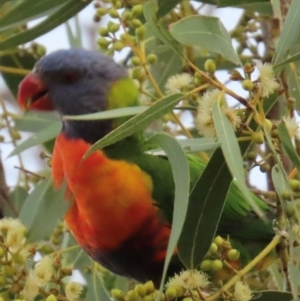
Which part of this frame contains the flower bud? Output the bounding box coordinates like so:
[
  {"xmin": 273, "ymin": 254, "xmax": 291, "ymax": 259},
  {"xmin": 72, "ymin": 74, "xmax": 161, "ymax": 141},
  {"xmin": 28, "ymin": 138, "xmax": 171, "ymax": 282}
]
[
  {"xmin": 96, "ymin": 7, "xmax": 107, "ymax": 16},
  {"xmin": 290, "ymin": 179, "xmax": 300, "ymax": 191},
  {"xmin": 204, "ymin": 59, "xmax": 216, "ymax": 73},
  {"xmin": 259, "ymin": 162, "xmax": 270, "ymax": 173},
  {"xmin": 200, "ymin": 259, "xmax": 212, "ymax": 271},
  {"xmin": 131, "ymin": 56, "xmax": 142, "ymax": 66},
  {"xmin": 214, "ymin": 235, "xmax": 224, "ymax": 247},
  {"xmin": 136, "ymin": 25, "xmax": 146, "ymax": 40},
  {"xmin": 131, "ymin": 19, "xmax": 142, "ymax": 28},
  {"xmin": 98, "ymin": 38, "xmax": 111, "ymax": 49},
  {"xmin": 242, "ymin": 79, "xmax": 254, "ymax": 91},
  {"xmin": 209, "ymin": 243, "xmax": 218, "ymax": 254},
  {"xmin": 144, "ymin": 281, "xmax": 155, "ymax": 294},
  {"xmin": 165, "ymin": 287, "xmax": 176, "ymax": 301},
  {"xmin": 46, "ymin": 295, "xmax": 58, "ymax": 301},
  {"xmin": 112, "ymin": 289, "xmax": 125, "ymax": 301},
  {"xmin": 211, "ymin": 259, "xmax": 223, "ymax": 271},
  {"xmin": 112, "ymin": 41, "xmax": 124, "ymax": 51},
  {"xmin": 146, "ymin": 54, "xmax": 157, "ymax": 64},
  {"xmin": 122, "ymin": 11, "xmax": 132, "ymax": 21},
  {"xmin": 98, "ymin": 27, "xmax": 109, "ymax": 36},
  {"xmin": 132, "ymin": 5, "xmax": 143, "ymax": 17},
  {"xmin": 281, "ymin": 190, "xmax": 291, "ymax": 200},
  {"xmin": 126, "ymin": 290, "xmax": 139, "ymax": 301},
  {"xmin": 251, "ymin": 131, "xmax": 264, "ymax": 144},
  {"xmin": 246, "ymin": 151, "xmax": 256, "ymax": 161},
  {"xmin": 227, "ymin": 249, "xmax": 240, "ymax": 260},
  {"xmin": 109, "ymin": 8, "xmax": 119, "ymax": 18},
  {"xmin": 135, "ymin": 284, "xmax": 146, "ymax": 297}
]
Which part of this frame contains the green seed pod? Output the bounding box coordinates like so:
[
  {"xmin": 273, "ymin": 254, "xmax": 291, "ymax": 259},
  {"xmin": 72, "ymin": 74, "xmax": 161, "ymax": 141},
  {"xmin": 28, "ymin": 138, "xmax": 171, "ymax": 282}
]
[
  {"xmin": 11, "ymin": 129, "xmax": 21, "ymax": 140},
  {"xmin": 0, "ymin": 247, "xmax": 5, "ymax": 258},
  {"xmin": 98, "ymin": 37, "xmax": 111, "ymax": 49},
  {"xmin": 2, "ymin": 265, "xmax": 14, "ymax": 278},
  {"xmin": 131, "ymin": 19, "xmax": 142, "ymax": 28},
  {"xmin": 290, "ymin": 179, "xmax": 300, "ymax": 192},
  {"xmin": 127, "ymin": 290, "xmax": 139, "ymax": 301},
  {"xmin": 264, "ymin": 119, "xmax": 272, "ymax": 132},
  {"xmin": 0, "ymin": 276, "xmax": 6, "ymax": 286},
  {"xmin": 36, "ymin": 45, "xmax": 46, "ymax": 57},
  {"xmin": 131, "ymin": 56, "xmax": 142, "ymax": 66},
  {"xmin": 200, "ymin": 259, "xmax": 212, "ymax": 271},
  {"xmin": 144, "ymin": 281, "xmax": 155, "ymax": 294},
  {"xmin": 227, "ymin": 249, "xmax": 240, "ymax": 260},
  {"xmin": 111, "ymin": 289, "xmax": 125, "ymax": 301},
  {"xmin": 281, "ymin": 190, "xmax": 291, "ymax": 200},
  {"xmin": 211, "ymin": 259, "xmax": 223, "ymax": 271},
  {"xmin": 93, "ymin": 14, "xmax": 101, "ymax": 22},
  {"xmin": 46, "ymin": 295, "xmax": 58, "ymax": 301},
  {"xmin": 244, "ymin": 62, "xmax": 254, "ymax": 74},
  {"xmin": 209, "ymin": 243, "xmax": 218, "ymax": 254},
  {"xmin": 146, "ymin": 54, "xmax": 157, "ymax": 64},
  {"xmin": 97, "ymin": 7, "xmax": 107, "ymax": 16},
  {"xmin": 108, "ymin": 22, "xmax": 120, "ymax": 33},
  {"xmin": 12, "ymin": 253, "xmax": 26, "ymax": 265},
  {"xmin": 132, "ymin": 5, "xmax": 143, "ymax": 17},
  {"xmin": 135, "ymin": 25, "xmax": 146, "ymax": 41},
  {"xmin": 132, "ymin": 68, "xmax": 141, "ymax": 79},
  {"xmin": 112, "ymin": 41, "xmax": 124, "ymax": 51},
  {"xmin": 246, "ymin": 151, "xmax": 256, "ymax": 161},
  {"xmin": 165, "ymin": 287, "xmax": 177, "ymax": 301},
  {"xmin": 204, "ymin": 59, "xmax": 216, "ymax": 73},
  {"xmin": 251, "ymin": 131, "xmax": 264, "ymax": 144},
  {"xmin": 109, "ymin": 8, "xmax": 119, "ymax": 18},
  {"xmin": 135, "ymin": 284, "xmax": 146, "ymax": 297},
  {"xmin": 115, "ymin": 1, "xmax": 122, "ymax": 9},
  {"xmin": 214, "ymin": 235, "xmax": 224, "ymax": 247},
  {"xmin": 142, "ymin": 296, "xmax": 153, "ymax": 301},
  {"xmin": 286, "ymin": 205, "xmax": 295, "ymax": 216},
  {"xmin": 259, "ymin": 162, "xmax": 270, "ymax": 173},
  {"xmin": 98, "ymin": 27, "xmax": 109, "ymax": 36},
  {"xmin": 173, "ymin": 285, "xmax": 184, "ymax": 297},
  {"xmin": 242, "ymin": 79, "xmax": 254, "ymax": 91},
  {"xmin": 122, "ymin": 11, "xmax": 132, "ymax": 21}
]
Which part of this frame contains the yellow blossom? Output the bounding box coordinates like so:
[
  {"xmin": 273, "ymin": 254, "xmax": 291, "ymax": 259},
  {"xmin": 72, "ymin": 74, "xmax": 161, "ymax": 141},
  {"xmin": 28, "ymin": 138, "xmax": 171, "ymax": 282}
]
[
  {"xmin": 21, "ymin": 273, "xmax": 39, "ymax": 301},
  {"xmin": 33, "ymin": 256, "xmax": 53, "ymax": 286},
  {"xmin": 234, "ymin": 281, "xmax": 253, "ymax": 301},
  {"xmin": 6, "ymin": 227, "xmax": 25, "ymax": 251},
  {"xmin": 256, "ymin": 61, "xmax": 279, "ymax": 98},
  {"xmin": 196, "ymin": 89, "xmax": 240, "ymax": 138},
  {"xmin": 166, "ymin": 270, "xmax": 210, "ymax": 290},
  {"xmin": 0, "ymin": 218, "xmax": 26, "ymax": 233},
  {"xmin": 65, "ymin": 282, "xmax": 83, "ymax": 301},
  {"xmin": 282, "ymin": 116, "xmax": 300, "ymax": 139},
  {"xmin": 165, "ymin": 73, "xmax": 193, "ymax": 94}
]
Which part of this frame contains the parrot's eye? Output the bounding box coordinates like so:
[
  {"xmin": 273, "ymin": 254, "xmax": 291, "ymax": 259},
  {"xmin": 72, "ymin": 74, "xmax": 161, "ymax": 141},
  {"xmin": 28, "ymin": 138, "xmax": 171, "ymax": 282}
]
[{"xmin": 63, "ymin": 73, "xmax": 78, "ymax": 84}]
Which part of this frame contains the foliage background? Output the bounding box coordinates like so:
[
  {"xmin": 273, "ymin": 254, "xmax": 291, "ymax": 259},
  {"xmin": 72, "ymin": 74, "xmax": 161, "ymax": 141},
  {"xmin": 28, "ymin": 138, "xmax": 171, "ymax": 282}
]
[{"xmin": 0, "ymin": 0, "xmax": 300, "ymax": 301}]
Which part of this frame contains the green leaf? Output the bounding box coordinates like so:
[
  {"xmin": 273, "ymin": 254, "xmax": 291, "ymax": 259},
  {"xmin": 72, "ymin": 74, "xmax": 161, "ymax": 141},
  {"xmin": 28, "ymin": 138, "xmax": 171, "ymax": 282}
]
[
  {"xmin": 144, "ymin": 1, "xmax": 183, "ymax": 57},
  {"xmin": 178, "ymin": 138, "xmax": 220, "ymax": 152},
  {"xmin": 0, "ymin": 0, "xmax": 66, "ymax": 31},
  {"xmin": 178, "ymin": 148, "xmax": 231, "ymax": 268},
  {"xmin": 278, "ymin": 122, "xmax": 300, "ymax": 172},
  {"xmin": 85, "ymin": 267, "xmax": 111, "ymax": 301},
  {"xmin": 6, "ymin": 186, "xmax": 28, "ymax": 217},
  {"xmin": 85, "ymin": 93, "xmax": 184, "ymax": 157},
  {"xmin": 212, "ymin": 101, "xmax": 265, "ymax": 218},
  {"xmin": 14, "ymin": 111, "xmax": 59, "ymax": 132},
  {"xmin": 169, "ymin": 15, "xmax": 241, "ymax": 65},
  {"xmin": 0, "ymin": 0, "xmax": 90, "ymax": 50},
  {"xmin": 147, "ymin": 133, "xmax": 189, "ymax": 290},
  {"xmin": 64, "ymin": 106, "xmax": 148, "ymax": 121},
  {"xmin": 273, "ymin": 0, "xmax": 300, "ymax": 66},
  {"xmin": 253, "ymin": 291, "xmax": 298, "ymax": 301},
  {"xmin": 9, "ymin": 122, "xmax": 61, "ymax": 157},
  {"xmin": 0, "ymin": 50, "xmax": 36, "ymax": 97},
  {"xmin": 156, "ymin": 0, "xmax": 181, "ymax": 18},
  {"xmin": 274, "ymin": 51, "xmax": 300, "ymax": 68},
  {"xmin": 19, "ymin": 178, "xmax": 68, "ymax": 242},
  {"xmin": 65, "ymin": 15, "xmax": 82, "ymax": 48},
  {"xmin": 218, "ymin": 0, "xmax": 270, "ymax": 5}
]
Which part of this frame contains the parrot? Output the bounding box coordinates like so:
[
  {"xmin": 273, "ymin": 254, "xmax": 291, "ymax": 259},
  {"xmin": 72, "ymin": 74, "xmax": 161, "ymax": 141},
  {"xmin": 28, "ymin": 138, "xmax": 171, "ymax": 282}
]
[{"xmin": 17, "ymin": 48, "xmax": 274, "ymax": 285}]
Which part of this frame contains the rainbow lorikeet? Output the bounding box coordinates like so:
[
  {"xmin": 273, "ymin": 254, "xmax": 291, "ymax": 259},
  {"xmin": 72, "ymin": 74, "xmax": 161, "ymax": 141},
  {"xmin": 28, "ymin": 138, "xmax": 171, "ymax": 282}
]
[{"xmin": 18, "ymin": 49, "xmax": 274, "ymax": 285}]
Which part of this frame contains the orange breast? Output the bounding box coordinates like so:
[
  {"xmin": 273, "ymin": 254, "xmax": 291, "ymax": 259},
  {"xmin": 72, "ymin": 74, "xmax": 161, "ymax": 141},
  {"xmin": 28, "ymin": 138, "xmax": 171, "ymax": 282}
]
[{"xmin": 52, "ymin": 133, "xmax": 165, "ymax": 252}]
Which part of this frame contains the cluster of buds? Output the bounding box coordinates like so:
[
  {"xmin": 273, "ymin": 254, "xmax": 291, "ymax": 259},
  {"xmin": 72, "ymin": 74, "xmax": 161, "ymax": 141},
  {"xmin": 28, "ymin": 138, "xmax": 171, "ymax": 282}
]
[
  {"xmin": 0, "ymin": 218, "xmax": 83, "ymax": 301},
  {"xmin": 94, "ymin": 0, "xmax": 146, "ymax": 54},
  {"xmin": 111, "ymin": 281, "xmax": 161, "ymax": 301},
  {"xmin": 200, "ymin": 236, "xmax": 240, "ymax": 273}
]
